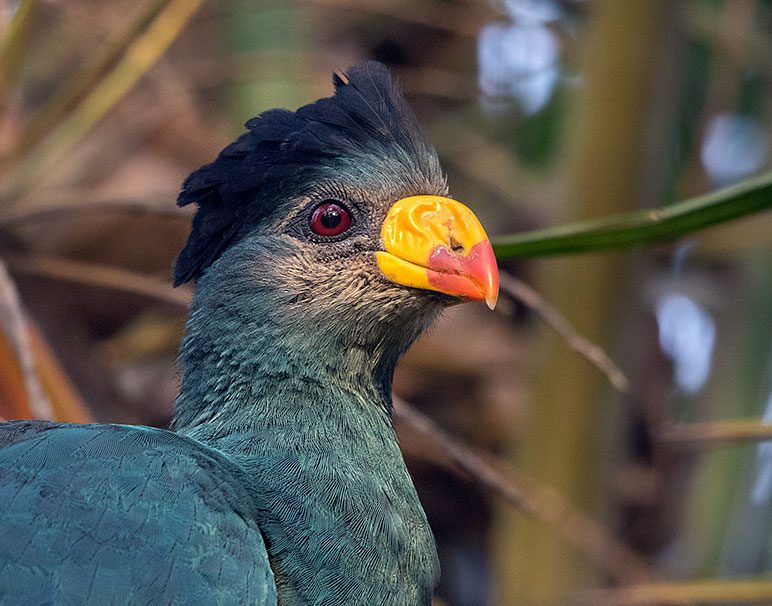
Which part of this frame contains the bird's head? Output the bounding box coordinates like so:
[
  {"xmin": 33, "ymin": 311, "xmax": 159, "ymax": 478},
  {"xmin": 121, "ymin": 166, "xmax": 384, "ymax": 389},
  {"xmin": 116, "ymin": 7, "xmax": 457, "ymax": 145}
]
[{"xmin": 174, "ymin": 62, "xmax": 498, "ymax": 393}]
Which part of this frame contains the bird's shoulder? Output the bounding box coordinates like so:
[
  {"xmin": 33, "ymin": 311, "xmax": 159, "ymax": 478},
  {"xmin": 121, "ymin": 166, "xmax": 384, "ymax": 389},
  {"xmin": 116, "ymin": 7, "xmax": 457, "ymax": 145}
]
[{"xmin": 0, "ymin": 420, "xmax": 277, "ymax": 605}]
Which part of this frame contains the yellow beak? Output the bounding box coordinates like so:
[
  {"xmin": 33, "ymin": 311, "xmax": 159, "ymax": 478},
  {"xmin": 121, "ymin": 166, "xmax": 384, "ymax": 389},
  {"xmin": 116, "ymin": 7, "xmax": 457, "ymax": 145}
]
[{"xmin": 375, "ymin": 195, "xmax": 499, "ymax": 309}]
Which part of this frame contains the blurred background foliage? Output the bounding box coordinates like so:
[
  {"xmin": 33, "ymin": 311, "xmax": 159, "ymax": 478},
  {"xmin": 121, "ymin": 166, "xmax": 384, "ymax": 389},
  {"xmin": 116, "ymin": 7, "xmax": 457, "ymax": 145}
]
[{"xmin": 0, "ymin": 0, "xmax": 771, "ymax": 604}]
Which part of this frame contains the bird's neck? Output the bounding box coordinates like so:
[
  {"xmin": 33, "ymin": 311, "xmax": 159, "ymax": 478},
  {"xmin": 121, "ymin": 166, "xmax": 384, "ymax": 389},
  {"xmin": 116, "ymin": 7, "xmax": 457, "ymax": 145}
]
[{"xmin": 173, "ymin": 287, "xmax": 438, "ymax": 605}]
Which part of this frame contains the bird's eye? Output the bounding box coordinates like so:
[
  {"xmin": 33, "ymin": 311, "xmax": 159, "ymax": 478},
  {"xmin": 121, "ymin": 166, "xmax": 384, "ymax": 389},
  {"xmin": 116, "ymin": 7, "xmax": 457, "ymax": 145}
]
[{"xmin": 309, "ymin": 201, "xmax": 352, "ymax": 237}]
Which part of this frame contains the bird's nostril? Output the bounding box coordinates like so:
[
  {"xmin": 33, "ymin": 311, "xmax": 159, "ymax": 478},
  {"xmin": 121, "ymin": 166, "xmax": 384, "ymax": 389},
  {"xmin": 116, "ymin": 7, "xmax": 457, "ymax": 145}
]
[{"xmin": 448, "ymin": 236, "xmax": 465, "ymax": 254}]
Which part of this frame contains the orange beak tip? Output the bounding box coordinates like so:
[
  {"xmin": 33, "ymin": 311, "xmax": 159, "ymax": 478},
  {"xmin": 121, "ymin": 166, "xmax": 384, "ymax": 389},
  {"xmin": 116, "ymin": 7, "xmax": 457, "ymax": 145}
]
[
  {"xmin": 425, "ymin": 240, "xmax": 499, "ymax": 309},
  {"xmin": 475, "ymin": 239, "xmax": 499, "ymax": 310},
  {"xmin": 486, "ymin": 293, "xmax": 498, "ymax": 311}
]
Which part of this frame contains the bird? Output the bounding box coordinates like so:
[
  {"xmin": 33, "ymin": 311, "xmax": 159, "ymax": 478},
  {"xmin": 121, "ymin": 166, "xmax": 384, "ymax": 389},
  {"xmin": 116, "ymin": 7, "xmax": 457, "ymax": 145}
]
[{"xmin": 0, "ymin": 61, "xmax": 498, "ymax": 605}]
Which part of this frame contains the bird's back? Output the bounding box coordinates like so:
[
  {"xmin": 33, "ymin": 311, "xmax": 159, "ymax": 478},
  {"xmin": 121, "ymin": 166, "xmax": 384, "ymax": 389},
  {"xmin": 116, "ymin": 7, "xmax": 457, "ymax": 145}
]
[{"xmin": 0, "ymin": 420, "xmax": 276, "ymax": 605}]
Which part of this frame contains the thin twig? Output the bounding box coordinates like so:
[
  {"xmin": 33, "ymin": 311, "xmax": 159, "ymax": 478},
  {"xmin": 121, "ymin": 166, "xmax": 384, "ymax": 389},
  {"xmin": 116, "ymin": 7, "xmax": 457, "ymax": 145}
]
[
  {"xmin": 573, "ymin": 577, "xmax": 772, "ymax": 605},
  {"xmin": 4, "ymin": 254, "xmax": 191, "ymax": 308},
  {"xmin": 498, "ymin": 271, "xmax": 630, "ymax": 392},
  {"xmin": 393, "ymin": 398, "xmax": 656, "ymax": 585},
  {"xmin": 656, "ymin": 419, "xmax": 772, "ymax": 449},
  {"xmin": 0, "ymin": 260, "xmax": 52, "ymax": 419}
]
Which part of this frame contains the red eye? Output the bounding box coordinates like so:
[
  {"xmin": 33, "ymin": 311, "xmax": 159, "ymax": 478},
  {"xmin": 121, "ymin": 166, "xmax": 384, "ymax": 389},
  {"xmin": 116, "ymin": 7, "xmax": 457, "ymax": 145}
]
[{"xmin": 309, "ymin": 202, "xmax": 351, "ymax": 237}]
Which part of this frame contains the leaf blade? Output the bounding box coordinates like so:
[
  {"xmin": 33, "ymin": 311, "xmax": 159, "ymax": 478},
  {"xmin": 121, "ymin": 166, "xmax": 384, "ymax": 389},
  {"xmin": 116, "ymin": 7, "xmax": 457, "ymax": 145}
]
[{"xmin": 493, "ymin": 171, "xmax": 772, "ymax": 259}]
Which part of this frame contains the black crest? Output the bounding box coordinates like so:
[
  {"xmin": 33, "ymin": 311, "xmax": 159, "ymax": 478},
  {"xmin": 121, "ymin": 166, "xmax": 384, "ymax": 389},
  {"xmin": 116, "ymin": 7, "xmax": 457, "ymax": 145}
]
[{"xmin": 173, "ymin": 61, "xmax": 442, "ymax": 286}]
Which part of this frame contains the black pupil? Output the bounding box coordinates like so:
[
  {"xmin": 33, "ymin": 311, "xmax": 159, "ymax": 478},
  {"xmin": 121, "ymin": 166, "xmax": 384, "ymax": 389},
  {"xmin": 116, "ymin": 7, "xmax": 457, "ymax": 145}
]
[{"xmin": 320, "ymin": 207, "xmax": 342, "ymax": 229}]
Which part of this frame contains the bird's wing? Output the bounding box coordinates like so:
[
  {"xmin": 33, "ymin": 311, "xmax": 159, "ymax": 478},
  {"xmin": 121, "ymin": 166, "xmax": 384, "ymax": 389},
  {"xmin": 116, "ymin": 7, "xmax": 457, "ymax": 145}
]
[{"xmin": 0, "ymin": 420, "xmax": 277, "ymax": 606}]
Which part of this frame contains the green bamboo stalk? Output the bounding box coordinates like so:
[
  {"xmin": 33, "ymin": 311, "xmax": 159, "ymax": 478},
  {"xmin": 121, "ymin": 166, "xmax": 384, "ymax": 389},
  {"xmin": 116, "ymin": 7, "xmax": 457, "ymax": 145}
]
[
  {"xmin": 492, "ymin": 171, "xmax": 772, "ymax": 259},
  {"xmin": 493, "ymin": 3, "xmax": 671, "ymax": 603}
]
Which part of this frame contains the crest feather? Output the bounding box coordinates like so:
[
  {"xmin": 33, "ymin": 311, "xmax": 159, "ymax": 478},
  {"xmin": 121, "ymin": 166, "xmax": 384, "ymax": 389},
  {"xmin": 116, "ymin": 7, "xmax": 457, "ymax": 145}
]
[{"xmin": 174, "ymin": 61, "xmax": 442, "ymax": 286}]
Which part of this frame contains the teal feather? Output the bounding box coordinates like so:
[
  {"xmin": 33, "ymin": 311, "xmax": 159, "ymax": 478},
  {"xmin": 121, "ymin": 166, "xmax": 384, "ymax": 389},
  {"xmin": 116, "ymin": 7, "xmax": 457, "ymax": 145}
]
[{"xmin": 0, "ymin": 422, "xmax": 276, "ymax": 605}]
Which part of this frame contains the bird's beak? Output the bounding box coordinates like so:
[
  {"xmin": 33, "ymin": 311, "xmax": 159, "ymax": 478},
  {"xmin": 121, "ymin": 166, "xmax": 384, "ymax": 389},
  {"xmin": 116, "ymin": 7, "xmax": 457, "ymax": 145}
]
[{"xmin": 375, "ymin": 195, "xmax": 499, "ymax": 309}]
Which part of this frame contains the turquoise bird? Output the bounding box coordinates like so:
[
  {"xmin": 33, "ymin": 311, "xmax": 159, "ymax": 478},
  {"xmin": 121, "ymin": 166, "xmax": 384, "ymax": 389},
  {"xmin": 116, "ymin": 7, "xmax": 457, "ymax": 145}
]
[{"xmin": 0, "ymin": 62, "xmax": 498, "ymax": 605}]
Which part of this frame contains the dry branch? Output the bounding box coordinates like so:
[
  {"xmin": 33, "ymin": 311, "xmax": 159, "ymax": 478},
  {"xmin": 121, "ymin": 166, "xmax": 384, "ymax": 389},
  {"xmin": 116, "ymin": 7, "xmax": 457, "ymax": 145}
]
[
  {"xmin": 0, "ymin": 260, "xmax": 52, "ymax": 418},
  {"xmin": 498, "ymin": 271, "xmax": 630, "ymax": 392},
  {"xmin": 575, "ymin": 577, "xmax": 772, "ymax": 605},
  {"xmin": 4, "ymin": 254, "xmax": 191, "ymax": 308},
  {"xmin": 24, "ymin": 317, "xmax": 92, "ymax": 423},
  {"xmin": 393, "ymin": 398, "xmax": 656, "ymax": 585},
  {"xmin": 0, "ymin": 197, "xmax": 185, "ymax": 228},
  {"xmin": 657, "ymin": 420, "xmax": 772, "ymax": 448}
]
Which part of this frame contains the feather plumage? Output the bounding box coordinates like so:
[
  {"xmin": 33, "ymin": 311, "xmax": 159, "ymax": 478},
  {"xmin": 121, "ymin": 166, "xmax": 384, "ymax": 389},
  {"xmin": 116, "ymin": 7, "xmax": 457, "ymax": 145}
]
[{"xmin": 0, "ymin": 421, "xmax": 276, "ymax": 604}]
